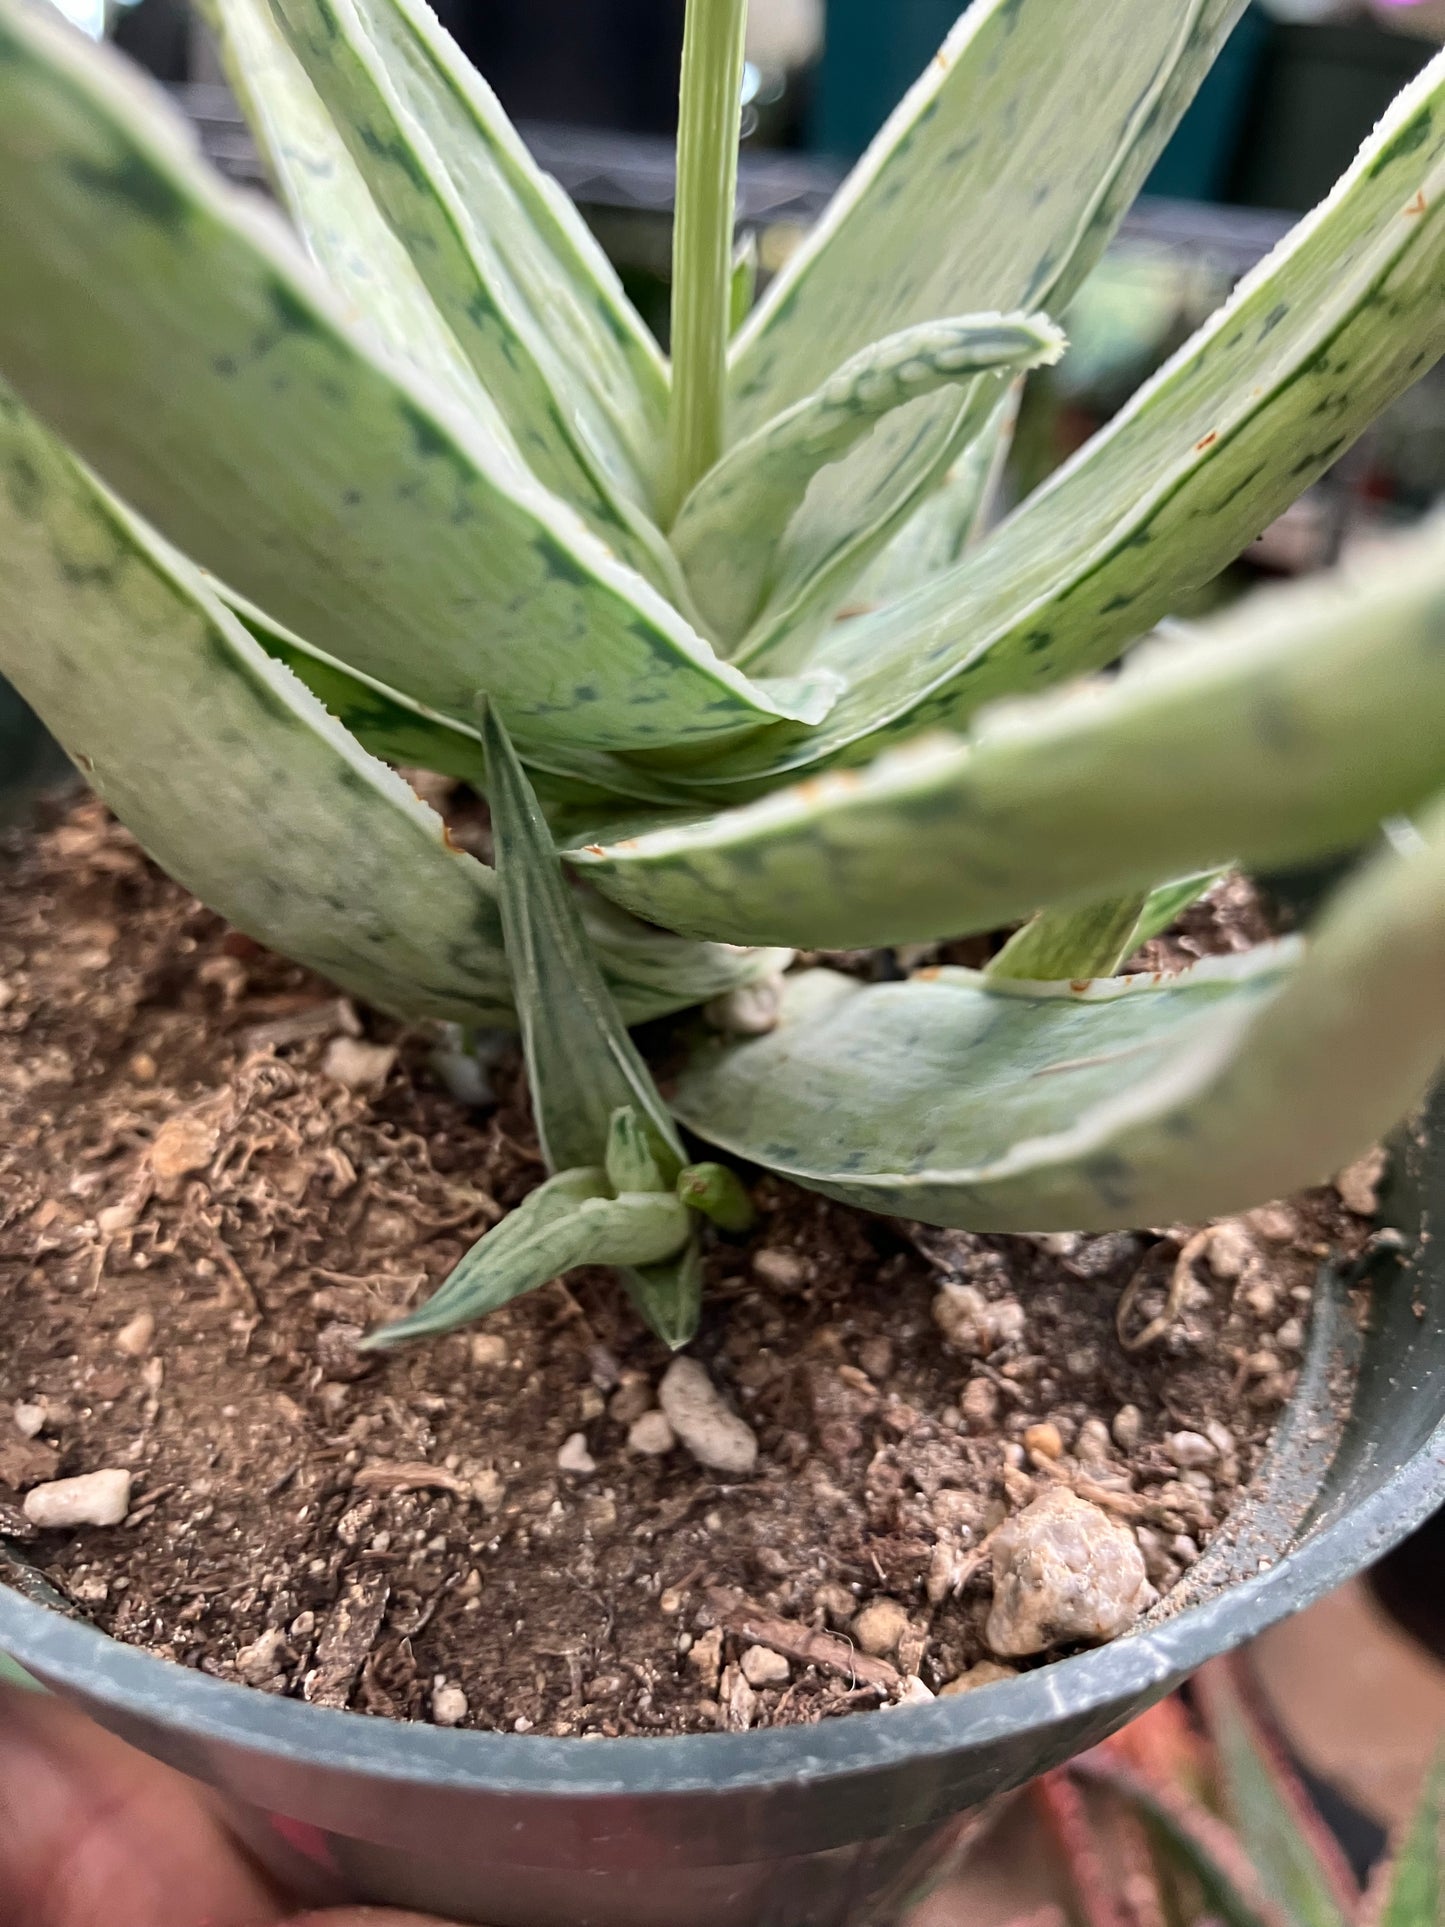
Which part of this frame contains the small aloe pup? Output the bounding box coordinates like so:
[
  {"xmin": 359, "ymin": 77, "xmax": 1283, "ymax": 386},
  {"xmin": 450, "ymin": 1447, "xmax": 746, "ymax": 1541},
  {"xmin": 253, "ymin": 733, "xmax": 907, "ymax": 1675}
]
[{"xmin": 3, "ymin": 0, "xmax": 1445, "ymax": 1349}]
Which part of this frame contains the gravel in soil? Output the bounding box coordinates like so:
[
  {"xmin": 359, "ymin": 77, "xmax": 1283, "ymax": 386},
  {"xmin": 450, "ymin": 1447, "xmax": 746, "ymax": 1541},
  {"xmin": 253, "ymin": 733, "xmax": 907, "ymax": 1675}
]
[{"xmin": 0, "ymin": 798, "xmax": 1376, "ymax": 1736}]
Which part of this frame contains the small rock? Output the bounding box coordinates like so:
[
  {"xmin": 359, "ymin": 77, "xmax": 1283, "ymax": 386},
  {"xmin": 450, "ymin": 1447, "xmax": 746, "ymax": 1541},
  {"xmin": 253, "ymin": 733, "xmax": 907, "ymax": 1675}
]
[
  {"xmin": 719, "ymin": 1664, "xmax": 758, "ymax": 1731},
  {"xmin": 1164, "ymin": 1430, "xmax": 1216, "ymax": 1470},
  {"xmin": 1275, "ymin": 1317, "xmax": 1305, "ymax": 1353},
  {"xmin": 147, "ymin": 1112, "xmax": 221, "ymax": 1187},
  {"xmin": 814, "ymin": 1581, "xmax": 856, "ymax": 1624},
  {"xmin": 470, "ymin": 1467, "xmax": 505, "ymax": 1514},
  {"xmin": 939, "ymin": 1661, "xmax": 1020, "ymax": 1698},
  {"xmin": 852, "ymin": 1597, "xmax": 912, "ymax": 1658},
  {"xmin": 557, "ymin": 1433, "xmax": 596, "ymax": 1476},
  {"xmin": 932, "ymin": 1285, "xmax": 1025, "ymax": 1356},
  {"xmin": 1336, "ymin": 1146, "xmax": 1387, "ymax": 1218},
  {"xmin": 1247, "ymin": 1203, "xmax": 1298, "ymax": 1244},
  {"xmin": 961, "ymin": 1378, "xmax": 999, "ymax": 1428},
  {"xmin": 739, "ymin": 1645, "xmax": 790, "ymax": 1688},
  {"xmin": 579, "ymin": 1387, "xmax": 606, "ymax": 1423},
  {"xmin": 114, "ymin": 1311, "xmax": 155, "ymax": 1358},
  {"xmin": 469, "ymin": 1333, "xmax": 508, "ymax": 1370},
  {"xmin": 609, "ymin": 1374, "xmax": 654, "ymax": 1425},
  {"xmin": 889, "ymin": 1676, "xmax": 936, "ymax": 1707},
  {"xmin": 705, "ymin": 976, "xmax": 784, "ymax": 1036},
  {"xmin": 321, "ymin": 1037, "xmax": 398, "ymax": 1090},
  {"xmin": 1023, "ymin": 1421, "xmax": 1063, "ymax": 1461},
  {"xmin": 69, "ymin": 1574, "xmax": 109, "ymax": 1607},
  {"xmin": 24, "ymin": 1469, "xmax": 132, "ymax": 1530},
  {"xmin": 627, "ymin": 1410, "xmax": 676, "ymax": 1457},
  {"xmin": 12, "ymin": 1402, "xmax": 45, "ymax": 1441},
  {"xmin": 1075, "ymin": 1418, "xmax": 1114, "ymax": 1465},
  {"xmin": 659, "ymin": 1358, "xmax": 758, "ymax": 1477},
  {"xmin": 752, "ymin": 1248, "xmax": 809, "ymax": 1292},
  {"xmin": 431, "ymin": 1681, "xmax": 469, "ymax": 1727},
  {"xmin": 315, "ymin": 1322, "xmax": 373, "ymax": 1382},
  {"xmin": 1111, "ymin": 1404, "xmax": 1143, "ymax": 1452},
  {"xmin": 235, "ymin": 1627, "xmax": 288, "ymax": 1684},
  {"xmin": 985, "ymin": 1488, "xmax": 1154, "ymax": 1658},
  {"xmin": 1205, "ymin": 1220, "xmax": 1257, "ymax": 1281},
  {"xmin": 858, "ymin": 1336, "xmax": 894, "ymax": 1381}
]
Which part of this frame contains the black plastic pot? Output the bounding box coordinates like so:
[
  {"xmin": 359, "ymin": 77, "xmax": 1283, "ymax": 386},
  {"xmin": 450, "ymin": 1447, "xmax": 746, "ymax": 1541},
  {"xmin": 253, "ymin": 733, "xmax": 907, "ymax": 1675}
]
[{"xmin": 3, "ymin": 1087, "xmax": 1445, "ymax": 1927}]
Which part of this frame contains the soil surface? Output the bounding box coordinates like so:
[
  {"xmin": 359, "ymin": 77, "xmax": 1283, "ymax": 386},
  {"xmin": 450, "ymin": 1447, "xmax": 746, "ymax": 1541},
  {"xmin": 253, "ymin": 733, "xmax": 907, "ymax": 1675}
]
[{"xmin": 0, "ymin": 797, "xmax": 1374, "ymax": 1736}]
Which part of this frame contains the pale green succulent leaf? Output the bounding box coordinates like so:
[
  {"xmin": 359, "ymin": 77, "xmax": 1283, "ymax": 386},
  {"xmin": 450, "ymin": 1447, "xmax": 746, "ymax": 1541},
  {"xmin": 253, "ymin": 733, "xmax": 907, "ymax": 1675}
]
[
  {"xmin": 1365, "ymin": 1751, "xmax": 1445, "ymax": 1927},
  {"xmin": 267, "ymin": 0, "xmax": 669, "ymax": 529},
  {"xmin": 729, "ymin": 232, "xmax": 759, "ymax": 340},
  {"xmin": 670, "ymin": 784, "xmax": 1445, "ymax": 1232},
  {"xmin": 606, "ymin": 1106, "xmax": 672, "ymax": 1195},
  {"xmin": 1197, "ymin": 1666, "xmax": 1355, "ymax": 1927},
  {"xmin": 204, "ymin": 0, "xmax": 492, "ymax": 420},
  {"xmin": 986, "ymin": 893, "xmax": 1150, "ymax": 984},
  {"xmin": 622, "ymin": 1236, "xmax": 705, "ymax": 1352},
  {"xmin": 677, "ymin": 1162, "xmax": 757, "ymax": 1234},
  {"xmin": 855, "ymin": 387, "xmax": 1021, "ymax": 609},
  {"xmin": 672, "ymin": 313, "xmax": 1063, "ymax": 645},
  {"xmin": 364, "ymin": 1171, "xmax": 691, "ymax": 1347},
  {"xmin": 0, "ymin": 1, "xmax": 810, "ymax": 757},
  {"xmin": 0, "ymin": 381, "xmax": 516, "ymax": 1029},
  {"xmin": 572, "ymin": 895, "xmax": 797, "ymax": 1032},
  {"xmin": 731, "ymin": 0, "xmax": 1246, "ymax": 432},
  {"xmin": 702, "ymin": 50, "xmax": 1445, "ymax": 774},
  {"xmin": 1132, "ymin": 869, "xmax": 1232, "ymax": 948},
  {"xmin": 571, "ymin": 515, "xmax": 1445, "ymax": 950},
  {"xmin": 482, "ymin": 702, "xmax": 686, "ymax": 1178}
]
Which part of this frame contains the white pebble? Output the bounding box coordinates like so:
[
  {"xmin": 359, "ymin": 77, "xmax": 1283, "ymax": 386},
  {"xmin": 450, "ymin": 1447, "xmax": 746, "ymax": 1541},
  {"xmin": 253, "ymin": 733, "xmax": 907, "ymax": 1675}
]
[
  {"xmin": 556, "ymin": 1433, "xmax": 596, "ymax": 1476},
  {"xmin": 114, "ymin": 1311, "xmax": 155, "ymax": 1358},
  {"xmin": 321, "ymin": 1037, "xmax": 397, "ymax": 1089},
  {"xmin": 1165, "ymin": 1430, "xmax": 1217, "ymax": 1469},
  {"xmin": 888, "ymin": 1675, "xmax": 936, "ymax": 1707},
  {"xmin": 1111, "ymin": 1404, "xmax": 1142, "ymax": 1452},
  {"xmin": 939, "ymin": 1661, "xmax": 1019, "ymax": 1698},
  {"xmin": 659, "ymin": 1358, "xmax": 758, "ymax": 1476},
  {"xmin": 12, "ymin": 1402, "xmax": 45, "ymax": 1440},
  {"xmin": 469, "ymin": 1333, "xmax": 508, "ymax": 1370},
  {"xmin": 24, "ymin": 1469, "xmax": 132, "ymax": 1530},
  {"xmin": 431, "ymin": 1680, "xmax": 469, "ymax": 1727},
  {"xmin": 627, "ymin": 1410, "xmax": 676, "ymax": 1457},
  {"xmin": 752, "ymin": 1248, "xmax": 808, "ymax": 1291},
  {"xmin": 739, "ymin": 1645, "xmax": 790, "ymax": 1688}
]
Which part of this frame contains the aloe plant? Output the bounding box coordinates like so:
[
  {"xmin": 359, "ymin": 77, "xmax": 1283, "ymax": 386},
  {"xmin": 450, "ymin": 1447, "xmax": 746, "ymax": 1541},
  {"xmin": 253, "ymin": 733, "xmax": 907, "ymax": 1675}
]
[
  {"xmin": 1023, "ymin": 1662, "xmax": 1444, "ymax": 1927},
  {"xmin": 3, "ymin": 0, "xmax": 1445, "ymax": 1347}
]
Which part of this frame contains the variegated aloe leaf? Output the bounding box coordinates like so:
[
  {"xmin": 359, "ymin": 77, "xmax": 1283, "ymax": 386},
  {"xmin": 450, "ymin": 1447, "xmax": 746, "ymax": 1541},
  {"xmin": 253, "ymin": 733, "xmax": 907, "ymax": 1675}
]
[
  {"xmin": 699, "ymin": 48, "xmax": 1445, "ymax": 773},
  {"xmin": 669, "ymin": 784, "xmax": 1445, "ymax": 1232},
  {"xmin": 570, "ymin": 515, "xmax": 1445, "ymax": 950},
  {"xmin": 267, "ymin": 0, "xmax": 688, "ymax": 596},
  {"xmin": 364, "ymin": 1169, "xmax": 692, "ymax": 1348},
  {"xmin": 0, "ymin": 0, "xmax": 816, "ymax": 758},
  {"xmin": 1133, "ymin": 870, "xmax": 1231, "ymax": 947},
  {"xmin": 0, "ymin": 380, "xmax": 516, "ymax": 1027},
  {"xmin": 481, "ymin": 703, "xmax": 686, "ymax": 1178},
  {"xmin": 705, "ymin": 0, "xmax": 1247, "ymax": 671},
  {"xmin": 622, "ymin": 1238, "xmax": 706, "ymax": 1355},
  {"xmin": 671, "ymin": 314, "xmax": 1063, "ymax": 645},
  {"xmin": 986, "ymin": 894, "xmax": 1150, "ymax": 984},
  {"xmin": 730, "ymin": 0, "xmax": 1246, "ymax": 433},
  {"xmin": 0, "ymin": 383, "xmax": 778, "ymax": 1030},
  {"xmin": 204, "ymin": 0, "xmax": 493, "ymax": 421}
]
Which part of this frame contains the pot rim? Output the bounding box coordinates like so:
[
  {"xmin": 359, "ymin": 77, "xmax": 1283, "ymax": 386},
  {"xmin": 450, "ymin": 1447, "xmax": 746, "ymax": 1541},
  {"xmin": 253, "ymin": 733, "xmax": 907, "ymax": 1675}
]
[{"xmin": 3, "ymin": 1411, "xmax": 1443, "ymax": 1801}]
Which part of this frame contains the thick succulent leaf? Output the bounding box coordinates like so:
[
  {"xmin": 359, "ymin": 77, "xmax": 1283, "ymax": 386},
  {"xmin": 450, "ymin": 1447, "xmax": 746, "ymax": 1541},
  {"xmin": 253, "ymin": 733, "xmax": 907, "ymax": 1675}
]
[
  {"xmin": 670, "ymin": 786, "xmax": 1445, "ymax": 1232},
  {"xmin": 986, "ymin": 895, "xmax": 1149, "ymax": 984},
  {"xmin": 702, "ymin": 50, "xmax": 1445, "ymax": 774},
  {"xmin": 854, "ymin": 388, "xmax": 1021, "ymax": 609},
  {"xmin": 672, "ymin": 314, "xmax": 1063, "ymax": 645},
  {"xmin": 677, "ymin": 1162, "xmax": 756, "ymax": 1234},
  {"xmin": 268, "ymin": 0, "xmax": 668, "ymax": 526},
  {"xmin": 1132, "ymin": 870, "xmax": 1230, "ymax": 948},
  {"xmin": 1364, "ymin": 1751, "xmax": 1445, "ymax": 1927},
  {"xmin": 364, "ymin": 1170, "xmax": 691, "ymax": 1347},
  {"xmin": 606, "ymin": 1106, "xmax": 671, "ymax": 1195},
  {"xmin": 622, "ymin": 1237, "xmax": 704, "ymax": 1353},
  {"xmin": 1074, "ymin": 1757, "xmax": 1291, "ymax": 1927},
  {"xmin": 482, "ymin": 703, "xmax": 685, "ymax": 1177},
  {"xmin": 730, "ymin": 0, "xmax": 1247, "ymax": 433},
  {"xmin": 0, "ymin": 1, "xmax": 809, "ymax": 757},
  {"xmin": 571, "ymin": 516, "xmax": 1445, "ymax": 949},
  {"xmin": 572, "ymin": 896, "xmax": 796, "ymax": 1031},
  {"xmin": 222, "ymin": 585, "xmax": 732, "ymax": 813},
  {"xmin": 0, "ymin": 381, "xmax": 516, "ymax": 1028},
  {"xmin": 1196, "ymin": 1664, "xmax": 1355, "ymax": 1927},
  {"xmin": 205, "ymin": 0, "xmax": 492, "ymax": 419}
]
